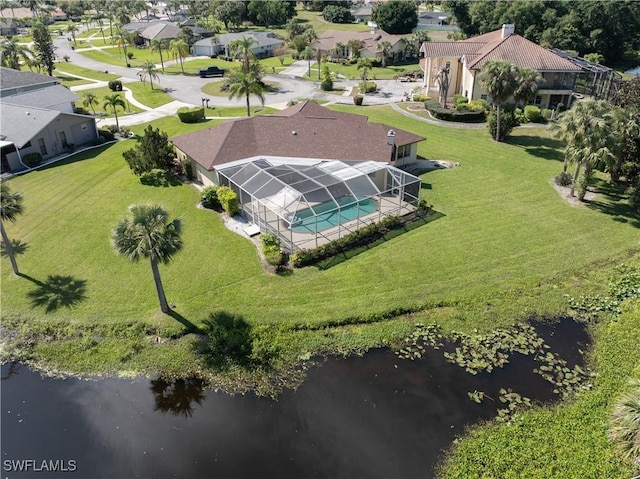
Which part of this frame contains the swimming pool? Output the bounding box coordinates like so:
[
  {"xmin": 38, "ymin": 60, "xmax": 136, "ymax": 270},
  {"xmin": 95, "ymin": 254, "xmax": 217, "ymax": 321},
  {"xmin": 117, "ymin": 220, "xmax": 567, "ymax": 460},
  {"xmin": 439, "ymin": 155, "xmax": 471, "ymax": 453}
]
[{"xmin": 289, "ymin": 197, "xmax": 377, "ymax": 234}]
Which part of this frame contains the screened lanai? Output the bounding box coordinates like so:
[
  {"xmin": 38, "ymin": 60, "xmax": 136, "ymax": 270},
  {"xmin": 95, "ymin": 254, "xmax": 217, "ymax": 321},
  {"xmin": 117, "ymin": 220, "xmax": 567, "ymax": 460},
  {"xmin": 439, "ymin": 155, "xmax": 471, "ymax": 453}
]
[{"xmin": 217, "ymin": 158, "xmax": 422, "ymax": 252}]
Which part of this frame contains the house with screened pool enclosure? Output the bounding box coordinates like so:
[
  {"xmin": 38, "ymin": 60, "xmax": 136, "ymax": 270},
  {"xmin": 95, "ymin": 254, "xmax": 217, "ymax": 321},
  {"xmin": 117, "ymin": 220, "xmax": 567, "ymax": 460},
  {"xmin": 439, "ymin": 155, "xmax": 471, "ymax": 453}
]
[{"xmin": 171, "ymin": 102, "xmax": 425, "ymax": 252}]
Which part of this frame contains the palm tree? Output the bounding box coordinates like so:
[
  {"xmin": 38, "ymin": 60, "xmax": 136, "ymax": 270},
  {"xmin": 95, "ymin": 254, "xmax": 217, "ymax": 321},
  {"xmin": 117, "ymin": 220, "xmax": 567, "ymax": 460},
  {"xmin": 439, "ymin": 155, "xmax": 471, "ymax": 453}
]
[
  {"xmin": 103, "ymin": 93, "xmax": 126, "ymax": 130},
  {"xmin": 551, "ymin": 100, "xmax": 615, "ymax": 199},
  {"xmin": 609, "ymin": 380, "xmax": 640, "ymax": 465},
  {"xmin": 0, "ymin": 37, "xmax": 33, "ymax": 70},
  {"xmin": 229, "ymin": 36, "xmax": 256, "ymax": 73},
  {"xmin": 82, "ymin": 91, "xmax": 98, "ymax": 115},
  {"xmin": 227, "ymin": 67, "xmax": 265, "ymax": 117},
  {"xmin": 378, "ymin": 40, "xmax": 393, "ymax": 67},
  {"xmin": 140, "ymin": 61, "xmax": 160, "ymax": 90},
  {"xmin": 333, "ymin": 41, "xmax": 344, "ymax": 61},
  {"xmin": 478, "ymin": 60, "xmax": 520, "ymax": 141},
  {"xmin": 66, "ymin": 24, "xmax": 78, "ymax": 47},
  {"xmin": 114, "ymin": 28, "xmax": 133, "ymax": 66},
  {"xmin": 150, "ymin": 38, "xmax": 167, "ymax": 71},
  {"xmin": 514, "ymin": 68, "xmax": 543, "ymax": 107},
  {"xmin": 357, "ymin": 57, "xmax": 373, "ymax": 91},
  {"xmin": 112, "ymin": 204, "xmax": 182, "ymax": 314},
  {"xmin": 168, "ymin": 38, "xmax": 189, "ymax": 74},
  {"xmin": 0, "ymin": 182, "xmax": 24, "ymax": 275},
  {"xmin": 347, "ymin": 38, "xmax": 364, "ymax": 60}
]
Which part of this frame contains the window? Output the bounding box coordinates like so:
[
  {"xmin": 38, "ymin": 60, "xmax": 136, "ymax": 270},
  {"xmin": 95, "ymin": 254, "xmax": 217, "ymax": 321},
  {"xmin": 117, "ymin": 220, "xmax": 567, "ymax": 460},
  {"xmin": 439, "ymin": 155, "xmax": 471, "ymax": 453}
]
[
  {"xmin": 480, "ymin": 94, "xmax": 488, "ymax": 101},
  {"xmin": 38, "ymin": 138, "xmax": 47, "ymax": 155},
  {"xmin": 534, "ymin": 95, "xmax": 542, "ymax": 106},
  {"xmin": 397, "ymin": 144, "xmax": 411, "ymax": 159}
]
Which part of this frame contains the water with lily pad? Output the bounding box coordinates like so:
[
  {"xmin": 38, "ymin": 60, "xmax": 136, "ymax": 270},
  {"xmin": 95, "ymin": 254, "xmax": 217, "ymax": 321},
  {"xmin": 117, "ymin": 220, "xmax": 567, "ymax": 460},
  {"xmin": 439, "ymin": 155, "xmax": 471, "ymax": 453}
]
[{"xmin": 1, "ymin": 319, "xmax": 589, "ymax": 478}]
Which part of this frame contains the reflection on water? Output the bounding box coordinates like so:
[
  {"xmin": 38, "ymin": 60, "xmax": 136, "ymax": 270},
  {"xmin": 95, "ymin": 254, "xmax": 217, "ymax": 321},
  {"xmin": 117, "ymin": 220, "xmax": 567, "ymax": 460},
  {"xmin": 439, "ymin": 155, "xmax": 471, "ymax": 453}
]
[
  {"xmin": 1, "ymin": 319, "xmax": 589, "ymax": 479},
  {"xmin": 150, "ymin": 378, "xmax": 206, "ymax": 418}
]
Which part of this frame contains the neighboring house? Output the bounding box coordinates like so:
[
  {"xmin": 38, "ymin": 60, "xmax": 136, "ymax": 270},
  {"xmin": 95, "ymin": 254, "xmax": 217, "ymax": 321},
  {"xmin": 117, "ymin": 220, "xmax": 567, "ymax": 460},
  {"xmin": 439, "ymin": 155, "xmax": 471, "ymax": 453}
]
[
  {"xmin": 352, "ymin": 5, "xmax": 373, "ymax": 23},
  {"xmin": 123, "ymin": 21, "xmax": 182, "ymax": 46},
  {"xmin": 418, "ymin": 11, "xmax": 451, "ymax": 26},
  {"xmin": 419, "ymin": 24, "xmax": 582, "ymax": 109},
  {"xmin": 0, "ymin": 68, "xmax": 98, "ymax": 173},
  {"xmin": 171, "ymin": 101, "xmax": 424, "ymax": 252},
  {"xmin": 0, "ymin": 17, "xmax": 17, "ymax": 35},
  {"xmin": 193, "ymin": 32, "xmax": 285, "ymax": 58},
  {"xmin": 312, "ymin": 29, "xmax": 407, "ymax": 64},
  {"xmin": 50, "ymin": 9, "xmax": 68, "ymax": 21},
  {"xmin": 0, "ymin": 7, "xmax": 35, "ymax": 20}
]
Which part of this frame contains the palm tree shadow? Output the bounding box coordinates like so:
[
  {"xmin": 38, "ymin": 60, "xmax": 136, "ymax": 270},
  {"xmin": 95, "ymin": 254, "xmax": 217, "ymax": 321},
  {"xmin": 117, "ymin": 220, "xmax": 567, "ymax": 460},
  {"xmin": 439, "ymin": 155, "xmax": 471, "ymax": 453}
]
[
  {"xmin": 21, "ymin": 274, "xmax": 88, "ymax": 313},
  {"xmin": 167, "ymin": 309, "xmax": 201, "ymax": 334},
  {"xmin": 1, "ymin": 239, "xmax": 28, "ymax": 256}
]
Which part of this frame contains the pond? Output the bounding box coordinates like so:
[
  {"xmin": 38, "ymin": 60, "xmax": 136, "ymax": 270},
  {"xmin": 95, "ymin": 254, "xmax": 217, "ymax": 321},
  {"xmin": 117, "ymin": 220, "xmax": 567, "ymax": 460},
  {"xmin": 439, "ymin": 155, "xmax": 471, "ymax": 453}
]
[{"xmin": 1, "ymin": 319, "xmax": 589, "ymax": 479}]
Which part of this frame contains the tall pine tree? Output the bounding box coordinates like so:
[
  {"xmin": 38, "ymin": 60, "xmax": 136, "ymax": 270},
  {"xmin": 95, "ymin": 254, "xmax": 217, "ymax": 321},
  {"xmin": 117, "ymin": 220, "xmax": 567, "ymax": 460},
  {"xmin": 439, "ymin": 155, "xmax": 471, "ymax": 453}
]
[{"xmin": 32, "ymin": 22, "xmax": 56, "ymax": 76}]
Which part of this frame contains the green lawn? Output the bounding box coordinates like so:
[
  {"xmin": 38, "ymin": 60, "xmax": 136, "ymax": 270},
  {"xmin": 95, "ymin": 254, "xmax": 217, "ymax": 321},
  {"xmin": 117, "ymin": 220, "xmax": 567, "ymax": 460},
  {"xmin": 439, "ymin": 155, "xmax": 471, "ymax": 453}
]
[
  {"xmin": 125, "ymin": 81, "xmax": 174, "ymax": 108},
  {"xmin": 53, "ymin": 71, "xmax": 93, "ymax": 88},
  {"xmin": 53, "ymin": 62, "xmax": 119, "ymax": 81},
  {"xmin": 204, "ymin": 105, "xmax": 279, "ymax": 117},
  {"xmin": 322, "ymin": 61, "xmax": 424, "ymax": 80},
  {"xmin": 2, "ymin": 106, "xmax": 638, "ymax": 329},
  {"xmin": 74, "ymin": 86, "xmax": 144, "ymax": 116},
  {"xmin": 78, "ymin": 46, "xmax": 157, "ymax": 68}
]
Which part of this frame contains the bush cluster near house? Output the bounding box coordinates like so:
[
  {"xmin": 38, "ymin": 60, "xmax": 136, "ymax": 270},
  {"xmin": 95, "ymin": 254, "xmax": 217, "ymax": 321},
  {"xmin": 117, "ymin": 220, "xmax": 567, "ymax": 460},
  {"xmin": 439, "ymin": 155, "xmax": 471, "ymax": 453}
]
[
  {"xmin": 200, "ymin": 186, "xmax": 221, "ymax": 210},
  {"xmin": 122, "ymin": 126, "xmax": 176, "ymax": 177},
  {"xmin": 216, "ymin": 186, "xmax": 239, "ymax": 216},
  {"xmin": 260, "ymin": 233, "xmax": 283, "ymax": 267},
  {"xmin": 425, "ymin": 99, "xmax": 486, "ymax": 123}
]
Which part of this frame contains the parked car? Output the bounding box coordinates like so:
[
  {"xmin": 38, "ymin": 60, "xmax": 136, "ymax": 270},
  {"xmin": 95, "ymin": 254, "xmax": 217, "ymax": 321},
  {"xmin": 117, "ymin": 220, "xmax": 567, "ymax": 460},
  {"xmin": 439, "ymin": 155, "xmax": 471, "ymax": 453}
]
[{"xmin": 199, "ymin": 66, "xmax": 226, "ymax": 78}]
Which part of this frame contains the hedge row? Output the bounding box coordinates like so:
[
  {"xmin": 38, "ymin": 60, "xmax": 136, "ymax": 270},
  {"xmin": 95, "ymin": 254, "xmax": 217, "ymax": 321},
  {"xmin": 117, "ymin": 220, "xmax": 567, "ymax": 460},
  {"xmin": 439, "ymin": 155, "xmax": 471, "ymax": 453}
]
[
  {"xmin": 290, "ymin": 215, "xmax": 403, "ymax": 268},
  {"xmin": 424, "ymin": 100, "xmax": 485, "ymax": 122},
  {"xmin": 177, "ymin": 106, "xmax": 205, "ymax": 123}
]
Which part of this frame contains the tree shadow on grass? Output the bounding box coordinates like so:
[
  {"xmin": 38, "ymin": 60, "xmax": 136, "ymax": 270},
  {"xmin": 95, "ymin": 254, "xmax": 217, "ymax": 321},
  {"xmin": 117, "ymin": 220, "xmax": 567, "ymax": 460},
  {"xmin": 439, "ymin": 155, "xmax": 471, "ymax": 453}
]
[
  {"xmin": 1, "ymin": 239, "xmax": 29, "ymax": 256},
  {"xmin": 505, "ymin": 135, "xmax": 564, "ymax": 162},
  {"xmin": 21, "ymin": 274, "xmax": 88, "ymax": 313},
  {"xmin": 586, "ymin": 179, "xmax": 640, "ymax": 228},
  {"xmin": 166, "ymin": 309, "xmax": 201, "ymax": 334},
  {"xmin": 150, "ymin": 377, "xmax": 206, "ymax": 418}
]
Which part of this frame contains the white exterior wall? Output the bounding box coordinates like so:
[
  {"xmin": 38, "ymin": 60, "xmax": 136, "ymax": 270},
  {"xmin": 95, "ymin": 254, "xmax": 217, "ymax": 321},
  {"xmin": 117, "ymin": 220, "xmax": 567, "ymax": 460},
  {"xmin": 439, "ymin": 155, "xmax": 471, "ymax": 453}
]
[{"xmin": 422, "ymin": 56, "xmax": 460, "ymax": 99}]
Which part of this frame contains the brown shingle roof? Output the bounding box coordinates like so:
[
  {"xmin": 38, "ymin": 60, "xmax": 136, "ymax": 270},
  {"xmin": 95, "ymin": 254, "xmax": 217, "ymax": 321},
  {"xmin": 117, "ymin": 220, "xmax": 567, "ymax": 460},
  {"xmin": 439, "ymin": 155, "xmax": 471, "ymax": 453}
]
[
  {"xmin": 315, "ymin": 29, "xmax": 405, "ymax": 54},
  {"xmin": 171, "ymin": 101, "xmax": 425, "ymax": 171},
  {"xmin": 420, "ymin": 28, "xmax": 581, "ymax": 73}
]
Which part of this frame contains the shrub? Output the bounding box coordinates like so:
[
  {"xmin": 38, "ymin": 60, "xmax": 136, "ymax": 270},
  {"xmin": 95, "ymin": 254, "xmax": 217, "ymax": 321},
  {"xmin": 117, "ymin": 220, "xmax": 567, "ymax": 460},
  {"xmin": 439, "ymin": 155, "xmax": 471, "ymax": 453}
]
[
  {"xmin": 555, "ymin": 171, "xmax": 573, "ymax": 187},
  {"xmin": 524, "ymin": 105, "xmax": 543, "ymax": 123},
  {"xmin": 320, "ymin": 78, "xmax": 333, "ymax": 91},
  {"xmin": 424, "ymin": 100, "xmax": 485, "ymax": 122},
  {"xmin": 541, "ymin": 108, "xmax": 553, "ymax": 121},
  {"xmin": 182, "ymin": 158, "xmax": 193, "ymax": 180},
  {"xmin": 177, "ymin": 106, "xmax": 205, "ymax": 124},
  {"xmin": 412, "ymin": 93, "xmax": 430, "ymax": 102},
  {"xmin": 122, "ymin": 125, "xmax": 175, "ymax": 176},
  {"xmin": 453, "ymin": 94, "xmax": 468, "ymax": 107},
  {"xmin": 126, "ymin": 52, "xmax": 133, "ymax": 59},
  {"xmin": 139, "ymin": 168, "xmax": 178, "ymax": 186},
  {"xmin": 201, "ymin": 312, "xmax": 252, "ymax": 366},
  {"xmin": 216, "ymin": 186, "xmax": 239, "ymax": 215},
  {"xmin": 261, "ymin": 232, "xmax": 280, "ymax": 249},
  {"xmin": 200, "ymin": 186, "xmax": 220, "ymax": 210},
  {"xmin": 468, "ymin": 99, "xmax": 489, "ymax": 111},
  {"xmin": 353, "ymin": 95, "xmax": 364, "ymax": 105},
  {"xmin": 455, "ymin": 103, "xmax": 469, "ymax": 112},
  {"xmin": 514, "ymin": 108, "xmax": 527, "ymax": 123},
  {"xmin": 487, "ymin": 108, "xmax": 518, "ymax": 141},
  {"xmin": 628, "ymin": 177, "xmax": 640, "ymax": 213},
  {"xmin": 98, "ymin": 128, "xmax": 115, "ymax": 141},
  {"xmin": 263, "ymin": 245, "xmax": 283, "ymax": 266},
  {"xmin": 108, "ymin": 80, "xmax": 122, "ymax": 91},
  {"xmin": 358, "ymin": 81, "xmax": 377, "ymax": 93},
  {"xmin": 90, "ymin": 136, "xmax": 106, "ymax": 146},
  {"xmin": 23, "ymin": 152, "xmax": 42, "ymax": 168}
]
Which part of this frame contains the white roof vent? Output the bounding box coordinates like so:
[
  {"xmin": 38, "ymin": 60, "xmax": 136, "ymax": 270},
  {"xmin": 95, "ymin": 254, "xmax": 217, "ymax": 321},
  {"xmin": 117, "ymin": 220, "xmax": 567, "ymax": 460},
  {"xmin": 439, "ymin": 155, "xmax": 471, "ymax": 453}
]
[{"xmin": 292, "ymin": 131, "xmax": 297, "ymax": 135}]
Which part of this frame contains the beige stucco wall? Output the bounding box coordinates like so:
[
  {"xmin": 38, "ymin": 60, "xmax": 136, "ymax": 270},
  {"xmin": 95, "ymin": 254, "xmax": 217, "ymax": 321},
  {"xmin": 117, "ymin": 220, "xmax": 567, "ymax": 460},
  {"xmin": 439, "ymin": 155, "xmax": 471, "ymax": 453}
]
[{"xmin": 422, "ymin": 57, "xmax": 461, "ymax": 100}]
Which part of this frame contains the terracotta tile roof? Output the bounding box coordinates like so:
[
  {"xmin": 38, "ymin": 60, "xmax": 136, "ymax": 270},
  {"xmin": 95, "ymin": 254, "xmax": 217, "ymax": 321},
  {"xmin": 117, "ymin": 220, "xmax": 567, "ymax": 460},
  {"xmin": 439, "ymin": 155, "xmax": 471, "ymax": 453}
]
[
  {"xmin": 171, "ymin": 101, "xmax": 425, "ymax": 171},
  {"xmin": 468, "ymin": 34, "xmax": 582, "ymax": 72},
  {"xmin": 420, "ymin": 28, "xmax": 581, "ymax": 73},
  {"xmin": 420, "ymin": 42, "xmax": 484, "ymax": 58}
]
